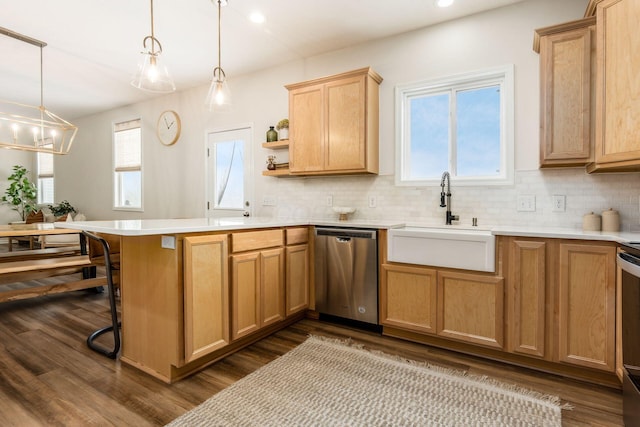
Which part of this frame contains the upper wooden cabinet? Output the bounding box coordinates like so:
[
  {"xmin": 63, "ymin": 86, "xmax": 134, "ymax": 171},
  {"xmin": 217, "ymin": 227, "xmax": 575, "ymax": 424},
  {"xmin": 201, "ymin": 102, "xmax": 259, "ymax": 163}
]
[
  {"xmin": 534, "ymin": 18, "xmax": 595, "ymax": 167},
  {"xmin": 587, "ymin": 0, "xmax": 640, "ymax": 172},
  {"xmin": 286, "ymin": 67, "xmax": 382, "ymax": 175}
]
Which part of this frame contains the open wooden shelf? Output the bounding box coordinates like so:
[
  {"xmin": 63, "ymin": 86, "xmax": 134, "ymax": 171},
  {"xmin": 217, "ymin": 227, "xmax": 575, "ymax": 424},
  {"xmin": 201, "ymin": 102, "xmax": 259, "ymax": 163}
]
[
  {"xmin": 262, "ymin": 169, "xmax": 291, "ymax": 177},
  {"xmin": 262, "ymin": 139, "xmax": 289, "ymax": 149}
]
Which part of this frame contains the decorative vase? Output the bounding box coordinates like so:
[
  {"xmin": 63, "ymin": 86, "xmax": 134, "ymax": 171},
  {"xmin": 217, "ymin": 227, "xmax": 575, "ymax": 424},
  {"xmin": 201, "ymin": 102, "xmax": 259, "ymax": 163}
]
[
  {"xmin": 278, "ymin": 127, "xmax": 289, "ymax": 140},
  {"xmin": 266, "ymin": 126, "xmax": 278, "ymax": 142},
  {"xmin": 266, "ymin": 155, "xmax": 276, "ymax": 170}
]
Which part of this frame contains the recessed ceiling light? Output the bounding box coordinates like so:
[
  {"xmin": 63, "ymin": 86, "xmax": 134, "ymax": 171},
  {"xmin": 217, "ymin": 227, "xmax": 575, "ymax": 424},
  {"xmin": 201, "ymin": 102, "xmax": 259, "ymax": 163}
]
[
  {"xmin": 249, "ymin": 11, "xmax": 265, "ymax": 24},
  {"xmin": 436, "ymin": 0, "xmax": 454, "ymax": 7}
]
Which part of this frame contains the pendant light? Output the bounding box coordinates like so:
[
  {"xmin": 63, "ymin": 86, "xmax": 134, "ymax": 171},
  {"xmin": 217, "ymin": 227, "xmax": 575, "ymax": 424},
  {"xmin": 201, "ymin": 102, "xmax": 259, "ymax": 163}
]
[
  {"xmin": 0, "ymin": 27, "xmax": 78, "ymax": 154},
  {"xmin": 206, "ymin": 0, "xmax": 231, "ymax": 111},
  {"xmin": 131, "ymin": 0, "xmax": 176, "ymax": 93}
]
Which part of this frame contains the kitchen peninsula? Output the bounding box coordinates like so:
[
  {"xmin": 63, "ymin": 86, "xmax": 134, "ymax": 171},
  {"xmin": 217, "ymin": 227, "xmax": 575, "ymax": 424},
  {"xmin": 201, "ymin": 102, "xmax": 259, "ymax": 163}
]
[{"xmin": 59, "ymin": 218, "xmax": 633, "ymax": 386}]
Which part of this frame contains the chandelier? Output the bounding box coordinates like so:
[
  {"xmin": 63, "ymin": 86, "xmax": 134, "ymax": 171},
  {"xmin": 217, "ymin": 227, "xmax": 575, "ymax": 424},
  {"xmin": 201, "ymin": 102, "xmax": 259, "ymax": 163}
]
[{"xmin": 0, "ymin": 27, "xmax": 78, "ymax": 155}]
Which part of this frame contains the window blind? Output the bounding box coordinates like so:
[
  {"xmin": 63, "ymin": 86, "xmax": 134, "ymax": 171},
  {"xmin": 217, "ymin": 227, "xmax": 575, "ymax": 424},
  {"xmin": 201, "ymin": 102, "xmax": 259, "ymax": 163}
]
[{"xmin": 114, "ymin": 120, "xmax": 141, "ymax": 172}]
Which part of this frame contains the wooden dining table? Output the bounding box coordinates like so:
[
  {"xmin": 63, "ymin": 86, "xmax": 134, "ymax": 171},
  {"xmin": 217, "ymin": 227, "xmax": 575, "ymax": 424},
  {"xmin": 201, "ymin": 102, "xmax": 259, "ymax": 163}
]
[{"xmin": 0, "ymin": 222, "xmax": 82, "ymax": 238}]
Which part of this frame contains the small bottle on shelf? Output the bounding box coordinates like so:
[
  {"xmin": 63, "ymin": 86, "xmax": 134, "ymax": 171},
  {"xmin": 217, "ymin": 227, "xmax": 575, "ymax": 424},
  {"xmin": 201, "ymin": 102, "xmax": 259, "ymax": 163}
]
[{"xmin": 266, "ymin": 126, "xmax": 278, "ymax": 142}]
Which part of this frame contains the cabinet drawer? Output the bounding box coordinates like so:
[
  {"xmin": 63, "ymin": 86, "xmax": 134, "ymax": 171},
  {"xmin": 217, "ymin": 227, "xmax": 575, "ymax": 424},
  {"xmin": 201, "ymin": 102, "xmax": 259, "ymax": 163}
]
[
  {"xmin": 286, "ymin": 227, "xmax": 308, "ymax": 245},
  {"xmin": 231, "ymin": 229, "xmax": 284, "ymax": 253}
]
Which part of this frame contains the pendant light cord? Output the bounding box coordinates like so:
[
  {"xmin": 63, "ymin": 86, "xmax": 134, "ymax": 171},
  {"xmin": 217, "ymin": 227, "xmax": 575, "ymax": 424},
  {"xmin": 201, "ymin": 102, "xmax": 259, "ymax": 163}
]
[
  {"xmin": 217, "ymin": 0, "xmax": 221, "ymax": 70},
  {"xmin": 150, "ymin": 0, "xmax": 156, "ymax": 54}
]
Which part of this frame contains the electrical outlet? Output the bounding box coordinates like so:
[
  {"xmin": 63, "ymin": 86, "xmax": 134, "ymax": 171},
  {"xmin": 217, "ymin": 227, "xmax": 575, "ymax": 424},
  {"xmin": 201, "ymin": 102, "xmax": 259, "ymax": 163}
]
[
  {"xmin": 368, "ymin": 195, "xmax": 377, "ymax": 208},
  {"xmin": 516, "ymin": 195, "xmax": 536, "ymax": 212},
  {"xmin": 262, "ymin": 195, "xmax": 277, "ymax": 206},
  {"xmin": 326, "ymin": 195, "xmax": 333, "ymax": 207},
  {"xmin": 552, "ymin": 195, "xmax": 566, "ymax": 212}
]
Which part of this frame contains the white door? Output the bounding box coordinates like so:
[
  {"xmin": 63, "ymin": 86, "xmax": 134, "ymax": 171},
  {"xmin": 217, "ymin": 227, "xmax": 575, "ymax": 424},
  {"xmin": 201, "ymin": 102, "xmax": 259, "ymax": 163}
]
[{"xmin": 206, "ymin": 127, "xmax": 253, "ymax": 218}]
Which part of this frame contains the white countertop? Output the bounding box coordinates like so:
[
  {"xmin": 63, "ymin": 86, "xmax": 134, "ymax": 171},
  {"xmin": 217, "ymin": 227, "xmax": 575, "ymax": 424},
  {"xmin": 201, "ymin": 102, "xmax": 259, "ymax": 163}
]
[{"xmin": 56, "ymin": 217, "xmax": 640, "ymax": 243}]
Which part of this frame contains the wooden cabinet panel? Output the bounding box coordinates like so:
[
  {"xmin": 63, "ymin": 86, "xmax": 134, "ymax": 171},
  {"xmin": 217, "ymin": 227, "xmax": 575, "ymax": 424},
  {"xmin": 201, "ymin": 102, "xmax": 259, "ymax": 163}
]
[
  {"xmin": 507, "ymin": 239, "xmax": 547, "ymax": 358},
  {"xmin": 260, "ymin": 248, "xmax": 285, "ymax": 327},
  {"xmin": 183, "ymin": 234, "xmax": 229, "ymax": 363},
  {"xmin": 558, "ymin": 243, "xmax": 616, "ymax": 371},
  {"xmin": 537, "ymin": 20, "xmax": 594, "ymax": 167},
  {"xmin": 286, "ymin": 244, "xmax": 309, "ymax": 316},
  {"xmin": 289, "ymin": 84, "xmax": 324, "ymax": 173},
  {"xmin": 437, "ymin": 271, "xmax": 504, "ymax": 349},
  {"xmin": 380, "ymin": 264, "xmax": 437, "ymax": 334},
  {"xmin": 231, "ymin": 247, "xmax": 285, "ymax": 340},
  {"xmin": 325, "ymin": 76, "xmax": 366, "ymax": 171},
  {"xmin": 286, "ymin": 227, "xmax": 309, "ymax": 245},
  {"xmin": 231, "ymin": 229, "xmax": 283, "ymax": 253},
  {"xmin": 231, "ymin": 252, "xmax": 260, "ymax": 340},
  {"xmin": 590, "ymin": 0, "xmax": 640, "ymax": 171}
]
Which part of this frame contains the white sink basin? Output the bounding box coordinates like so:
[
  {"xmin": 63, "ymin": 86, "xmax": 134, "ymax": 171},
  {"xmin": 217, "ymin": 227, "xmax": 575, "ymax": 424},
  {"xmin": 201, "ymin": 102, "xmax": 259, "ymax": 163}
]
[{"xmin": 387, "ymin": 226, "xmax": 496, "ymax": 272}]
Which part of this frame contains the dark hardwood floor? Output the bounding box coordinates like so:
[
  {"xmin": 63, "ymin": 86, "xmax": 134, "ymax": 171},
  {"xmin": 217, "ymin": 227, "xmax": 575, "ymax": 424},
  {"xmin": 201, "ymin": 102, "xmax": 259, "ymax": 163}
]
[{"xmin": 0, "ymin": 243, "xmax": 623, "ymax": 426}]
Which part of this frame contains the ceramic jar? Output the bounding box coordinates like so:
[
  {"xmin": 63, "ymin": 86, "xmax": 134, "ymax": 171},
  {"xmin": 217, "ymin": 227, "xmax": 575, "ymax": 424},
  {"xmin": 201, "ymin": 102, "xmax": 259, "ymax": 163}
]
[
  {"xmin": 601, "ymin": 208, "xmax": 620, "ymax": 232},
  {"xmin": 582, "ymin": 212, "xmax": 601, "ymax": 231}
]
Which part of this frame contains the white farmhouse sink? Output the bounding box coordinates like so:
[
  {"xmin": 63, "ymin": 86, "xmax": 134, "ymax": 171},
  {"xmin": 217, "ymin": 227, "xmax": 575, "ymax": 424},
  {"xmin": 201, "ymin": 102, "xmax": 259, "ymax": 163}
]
[{"xmin": 387, "ymin": 226, "xmax": 496, "ymax": 272}]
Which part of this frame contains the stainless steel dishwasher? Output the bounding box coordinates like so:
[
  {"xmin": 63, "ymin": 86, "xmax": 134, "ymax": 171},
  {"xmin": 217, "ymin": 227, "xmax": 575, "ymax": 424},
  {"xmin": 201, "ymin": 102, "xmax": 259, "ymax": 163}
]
[{"xmin": 314, "ymin": 227, "xmax": 378, "ymax": 325}]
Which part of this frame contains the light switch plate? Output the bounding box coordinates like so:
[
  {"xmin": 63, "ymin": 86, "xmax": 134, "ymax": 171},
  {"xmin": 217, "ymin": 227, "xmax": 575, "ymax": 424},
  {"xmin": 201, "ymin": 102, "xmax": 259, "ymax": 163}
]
[{"xmin": 516, "ymin": 195, "xmax": 536, "ymax": 212}]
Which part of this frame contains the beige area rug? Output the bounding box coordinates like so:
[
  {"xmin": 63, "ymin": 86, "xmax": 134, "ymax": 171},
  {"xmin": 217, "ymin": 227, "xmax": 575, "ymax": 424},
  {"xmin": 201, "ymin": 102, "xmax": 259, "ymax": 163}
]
[{"xmin": 167, "ymin": 335, "xmax": 567, "ymax": 426}]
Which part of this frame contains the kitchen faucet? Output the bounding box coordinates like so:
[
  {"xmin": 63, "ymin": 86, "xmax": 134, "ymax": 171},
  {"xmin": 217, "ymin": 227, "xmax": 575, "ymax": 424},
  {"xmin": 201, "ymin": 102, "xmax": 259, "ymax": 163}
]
[{"xmin": 440, "ymin": 171, "xmax": 459, "ymax": 225}]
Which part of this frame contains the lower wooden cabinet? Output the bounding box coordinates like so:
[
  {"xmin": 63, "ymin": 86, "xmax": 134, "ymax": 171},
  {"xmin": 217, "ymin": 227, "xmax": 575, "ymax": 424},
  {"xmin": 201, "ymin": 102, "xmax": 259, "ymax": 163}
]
[
  {"xmin": 380, "ymin": 264, "xmax": 503, "ymax": 348},
  {"xmin": 507, "ymin": 239, "xmax": 548, "ymax": 358},
  {"xmin": 504, "ymin": 237, "xmax": 616, "ymax": 372},
  {"xmin": 231, "ymin": 247, "xmax": 285, "ymax": 340},
  {"xmin": 558, "ymin": 242, "xmax": 616, "ymax": 371},
  {"xmin": 437, "ymin": 271, "xmax": 504, "ymax": 349},
  {"xmin": 380, "ymin": 264, "xmax": 437, "ymax": 334},
  {"xmin": 286, "ymin": 244, "xmax": 310, "ymax": 316},
  {"xmin": 183, "ymin": 234, "xmax": 230, "ymax": 363},
  {"xmin": 381, "ymin": 236, "xmax": 618, "ymax": 383}
]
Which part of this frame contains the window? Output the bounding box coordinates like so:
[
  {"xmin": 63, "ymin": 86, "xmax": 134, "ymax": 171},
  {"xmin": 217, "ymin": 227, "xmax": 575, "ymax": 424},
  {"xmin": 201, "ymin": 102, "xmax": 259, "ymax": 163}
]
[
  {"xmin": 37, "ymin": 141, "xmax": 54, "ymax": 204},
  {"xmin": 113, "ymin": 119, "xmax": 142, "ymax": 210},
  {"xmin": 395, "ymin": 65, "xmax": 514, "ymax": 186}
]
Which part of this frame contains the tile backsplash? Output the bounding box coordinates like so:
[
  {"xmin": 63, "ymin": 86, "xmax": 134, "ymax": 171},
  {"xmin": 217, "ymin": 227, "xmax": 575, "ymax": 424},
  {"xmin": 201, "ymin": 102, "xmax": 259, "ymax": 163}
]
[{"xmin": 259, "ymin": 169, "xmax": 640, "ymax": 231}]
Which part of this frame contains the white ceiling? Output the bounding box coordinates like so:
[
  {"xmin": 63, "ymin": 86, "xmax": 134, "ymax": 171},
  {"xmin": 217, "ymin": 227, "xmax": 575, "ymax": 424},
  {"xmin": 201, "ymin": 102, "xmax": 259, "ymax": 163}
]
[{"xmin": 1, "ymin": 0, "xmax": 526, "ymax": 120}]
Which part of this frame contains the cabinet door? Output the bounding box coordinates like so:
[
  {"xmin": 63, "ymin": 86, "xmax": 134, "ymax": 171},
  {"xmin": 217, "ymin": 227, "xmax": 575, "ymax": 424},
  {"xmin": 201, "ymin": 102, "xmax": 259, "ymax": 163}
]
[
  {"xmin": 593, "ymin": 0, "xmax": 640, "ymax": 168},
  {"xmin": 289, "ymin": 83, "xmax": 324, "ymax": 173},
  {"xmin": 325, "ymin": 75, "xmax": 366, "ymax": 171},
  {"xmin": 558, "ymin": 243, "xmax": 616, "ymax": 371},
  {"xmin": 231, "ymin": 251, "xmax": 261, "ymax": 340},
  {"xmin": 380, "ymin": 264, "xmax": 437, "ymax": 334},
  {"xmin": 507, "ymin": 239, "xmax": 547, "ymax": 358},
  {"xmin": 261, "ymin": 247, "xmax": 285, "ymax": 327},
  {"xmin": 183, "ymin": 234, "xmax": 229, "ymax": 363},
  {"xmin": 286, "ymin": 244, "xmax": 309, "ymax": 316},
  {"xmin": 539, "ymin": 24, "xmax": 593, "ymax": 167},
  {"xmin": 437, "ymin": 271, "xmax": 504, "ymax": 349}
]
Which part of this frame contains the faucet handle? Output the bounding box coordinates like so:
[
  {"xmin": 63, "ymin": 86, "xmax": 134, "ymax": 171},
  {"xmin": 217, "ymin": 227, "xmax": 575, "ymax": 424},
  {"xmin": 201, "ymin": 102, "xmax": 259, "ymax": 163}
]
[{"xmin": 440, "ymin": 192, "xmax": 446, "ymax": 207}]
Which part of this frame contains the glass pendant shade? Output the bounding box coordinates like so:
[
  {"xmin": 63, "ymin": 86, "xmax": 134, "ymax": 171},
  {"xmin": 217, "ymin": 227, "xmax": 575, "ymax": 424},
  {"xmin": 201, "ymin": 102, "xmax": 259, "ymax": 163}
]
[
  {"xmin": 206, "ymin": 67, "xmax": 231, "ymax": 111},
  {"xmin": 131, "ymin": 50, "xmax": 175, "ymax": 93}
]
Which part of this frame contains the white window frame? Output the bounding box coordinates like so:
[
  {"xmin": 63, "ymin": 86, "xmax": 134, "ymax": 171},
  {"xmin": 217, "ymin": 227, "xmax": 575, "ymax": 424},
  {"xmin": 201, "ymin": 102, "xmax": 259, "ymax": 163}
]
[
  {"xmin": 36, "ymin": 140, "xmax": 54, "ymax": 204},
  {"xmin": 112, "ymin": 119, "xmax": 143, "ymax": 211},
  {"xmin": 395, "ymin": 65, "xmax": 514, "ymax": 187}
]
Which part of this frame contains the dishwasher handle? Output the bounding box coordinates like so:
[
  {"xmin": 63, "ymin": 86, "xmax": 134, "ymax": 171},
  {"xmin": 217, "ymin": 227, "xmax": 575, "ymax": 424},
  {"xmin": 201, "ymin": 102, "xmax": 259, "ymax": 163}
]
[{"xmin": 315, "ymin": 227, "xmax": 376, "ymax": 240}]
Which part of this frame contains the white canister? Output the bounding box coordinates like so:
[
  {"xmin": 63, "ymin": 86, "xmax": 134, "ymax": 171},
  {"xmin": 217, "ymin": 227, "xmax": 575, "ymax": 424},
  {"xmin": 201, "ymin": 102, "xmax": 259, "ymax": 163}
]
[
  {"xmin": 582, "ymin": 212, "xmax": 601, "ymax": 231},
  {"xmin": 601, "ymin": 208, "xmax": 620, "ymax": 232}
]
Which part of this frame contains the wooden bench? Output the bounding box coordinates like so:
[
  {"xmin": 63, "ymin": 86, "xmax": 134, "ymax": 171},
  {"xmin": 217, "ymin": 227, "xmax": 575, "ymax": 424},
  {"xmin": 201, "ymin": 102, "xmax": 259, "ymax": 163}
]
[{"xmin": 0, "ymin": 254, "xmax": 107, "ymax": 303}]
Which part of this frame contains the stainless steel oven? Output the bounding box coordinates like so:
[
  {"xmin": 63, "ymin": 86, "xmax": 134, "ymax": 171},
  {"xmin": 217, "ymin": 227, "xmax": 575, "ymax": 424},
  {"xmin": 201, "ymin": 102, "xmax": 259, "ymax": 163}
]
[{"xmin": 617, "ymin": 243, "xmax": 640, "ymax": 426}]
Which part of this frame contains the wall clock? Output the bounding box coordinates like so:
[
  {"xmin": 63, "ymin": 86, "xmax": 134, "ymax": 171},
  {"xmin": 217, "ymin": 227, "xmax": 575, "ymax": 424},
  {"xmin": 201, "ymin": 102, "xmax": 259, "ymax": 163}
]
[{"xmin": 157, "ymin": 110, "xmax": 181, "ymax": 146}]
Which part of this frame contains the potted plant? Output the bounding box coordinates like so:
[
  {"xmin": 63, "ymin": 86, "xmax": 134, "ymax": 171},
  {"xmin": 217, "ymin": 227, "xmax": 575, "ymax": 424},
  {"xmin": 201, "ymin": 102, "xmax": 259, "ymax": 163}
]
[
  {"xmin": 276, "ymin": 118, "xmax": 289, "ymax": 140},
  {"xmin": 48, "ymin": 200, "xmax": 76, "ymax": 218},
  {"xmin": 1, "ymin": 165, "xmax": 38, "ymax": 221}
]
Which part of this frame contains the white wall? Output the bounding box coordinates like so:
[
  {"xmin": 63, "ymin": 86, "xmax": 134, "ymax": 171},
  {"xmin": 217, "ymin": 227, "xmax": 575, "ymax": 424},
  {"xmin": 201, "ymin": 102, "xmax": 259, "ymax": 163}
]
[
  {"xmin": 6, "ymin": 0, "xmax": 640, "ymax": 230},
  {"xmin": 0, "ymin": 149, "xmax": 35, "ymax": 224}
]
